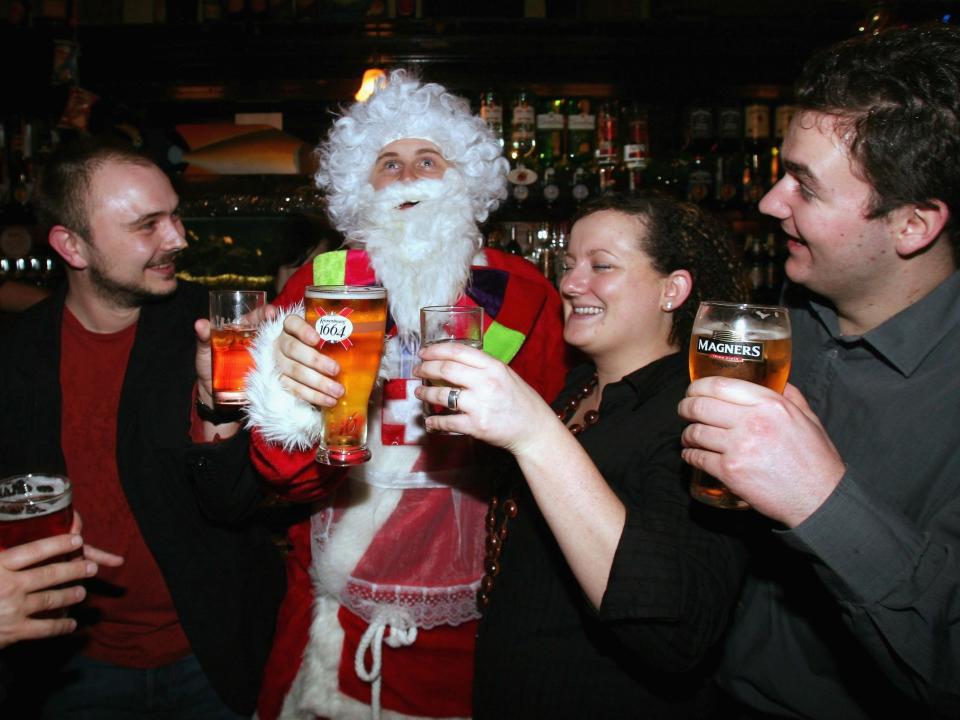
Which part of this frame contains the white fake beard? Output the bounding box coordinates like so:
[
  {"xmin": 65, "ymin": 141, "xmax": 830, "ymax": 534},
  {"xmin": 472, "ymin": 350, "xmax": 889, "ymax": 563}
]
[{"xmin": 348, "ymin": 170, "xmax": 480, "ymax": 341}]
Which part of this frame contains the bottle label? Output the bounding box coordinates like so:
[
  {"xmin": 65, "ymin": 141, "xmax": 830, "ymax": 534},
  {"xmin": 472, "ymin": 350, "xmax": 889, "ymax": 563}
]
[
  {"xmin": 745, "ymin": 105, "xmax": 771, "ymax": 140},
  {"xmin": 480, "ymin": 106, "xmax": 503, "ymax": 124},
  {"xmin": 543, "ymin": 183, "xmax": 560, "ymax": 202},
  {"xmin": 596, "ymin": 141, "xmax": 618, "ymax": 164},
  {"xmin": 568, "ymin": 114, "xmax": 596, "ymax": 131},
  {"xmin": 623, "ymin": 143, "xmax": 648, "ymax": 164},
  {"xmin": 536, "ymin": 112, "xmax": 565, "ymax": 130},
  {"xmin": 315, "ymin": 309, "xmax": 355, "ymax": 349},
  {"xmin": 572, "ymin": 183, "xmax": 590, "ymax": 201},
  {"xmin": 689, "ymin": 108, "xmax": 713, "ymax": 139},
  {"xmin": 695, "ymin": 333, "xmax": 763, "ymax": 363},
  {"xmin": 718, "ymin": 108, "xmax": 742, "ymax": 139},
  {"xmin": 507, "ymin": 167, "xmax": 538, "ymax": 186},
  {"xmin": 511, "ymin": 184, "xmax": 530, "ymax": 202},
  {"xmin": 512, "ymin": 105, "xmax": 535, "ymax": 125},
  {"xmin": 775, "ymin": 105, "xmax": 797, "ymax": 139}
]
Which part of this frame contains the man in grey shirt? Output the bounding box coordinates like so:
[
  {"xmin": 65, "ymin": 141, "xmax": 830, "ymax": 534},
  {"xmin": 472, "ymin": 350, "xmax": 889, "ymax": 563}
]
[{"xmin": 679, "ymin": 23, "xmax": 960, "ymax": 719}]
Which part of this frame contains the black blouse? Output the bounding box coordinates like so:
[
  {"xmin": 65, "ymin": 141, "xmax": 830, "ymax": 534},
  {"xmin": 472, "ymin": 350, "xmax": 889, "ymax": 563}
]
[{"xmin": 473, "ymin": 353, "xmax": 747, "ymax": 719}]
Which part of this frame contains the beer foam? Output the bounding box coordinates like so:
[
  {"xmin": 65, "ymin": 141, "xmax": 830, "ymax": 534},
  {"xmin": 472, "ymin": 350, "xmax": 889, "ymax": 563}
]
[
  {"xmin": 305, "ymin": 286, "xmax": 386, "ymax": 301},
  {"xmin": 0, "ymin": 475, "xmax": 72, "ymax": 517}
]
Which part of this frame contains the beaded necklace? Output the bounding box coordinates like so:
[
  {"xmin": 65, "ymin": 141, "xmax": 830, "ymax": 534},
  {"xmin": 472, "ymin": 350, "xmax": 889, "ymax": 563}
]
[{"xmin": 477, "ymin": 373, "xmax": 600, "ymax": 611}]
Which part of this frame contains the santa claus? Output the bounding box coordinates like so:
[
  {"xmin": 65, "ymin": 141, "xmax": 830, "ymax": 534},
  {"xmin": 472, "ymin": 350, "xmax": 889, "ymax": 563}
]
[{"xmin": 245, "ymin": 69, "xmax": 568, "ymax": 720}]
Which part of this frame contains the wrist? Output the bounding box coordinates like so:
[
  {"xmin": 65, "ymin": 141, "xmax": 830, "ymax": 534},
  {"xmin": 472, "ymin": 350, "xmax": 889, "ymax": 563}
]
[{"xmin": 195, "ymin": 395, "xmax": 244, "ymax": 425}]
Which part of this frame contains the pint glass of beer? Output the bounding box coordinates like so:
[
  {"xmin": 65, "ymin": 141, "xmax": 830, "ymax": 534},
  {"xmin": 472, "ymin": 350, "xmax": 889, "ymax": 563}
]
[
  {"xmin": 420, "ymin": 305, "xmax": 484, "ymax": 433},
  {"xmin": 0, "ymin": 474, "xmax": 74, "ymax": 550},
  {"xmin": 210, "ymin": 290, "xmax": 267, "ymax": 407},
  {"xmin": 689, "ymin": 301, "xmax": 792, "ymax": 509},
  {"xmin": 304, "ymin": 285, "xmax": 388, "ymax": 466}
]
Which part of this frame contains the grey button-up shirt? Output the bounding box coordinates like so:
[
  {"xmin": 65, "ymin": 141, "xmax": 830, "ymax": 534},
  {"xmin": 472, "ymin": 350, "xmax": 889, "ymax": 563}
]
[{"xmin": 719, "ymin": 273, "xmax": 960, "ymax": 719}]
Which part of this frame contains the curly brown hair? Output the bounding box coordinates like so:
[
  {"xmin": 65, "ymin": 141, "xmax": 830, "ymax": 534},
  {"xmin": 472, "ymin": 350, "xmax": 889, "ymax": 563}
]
[{"xmin": 571, "ymin": 192, "xmax": 751, "ymax": 348}]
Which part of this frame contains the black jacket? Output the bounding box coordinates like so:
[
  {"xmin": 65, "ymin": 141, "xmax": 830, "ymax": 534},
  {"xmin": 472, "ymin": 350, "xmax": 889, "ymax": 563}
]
[{"xmin": 0, "ymin": 281, "xmax": 285, "ymax": 714}]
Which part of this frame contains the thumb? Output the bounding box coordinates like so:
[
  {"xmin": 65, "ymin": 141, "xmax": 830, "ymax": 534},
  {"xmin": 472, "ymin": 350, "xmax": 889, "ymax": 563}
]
[{"xmin": 194, "ymin": 318, "xmax": 211, "ymax": 345}]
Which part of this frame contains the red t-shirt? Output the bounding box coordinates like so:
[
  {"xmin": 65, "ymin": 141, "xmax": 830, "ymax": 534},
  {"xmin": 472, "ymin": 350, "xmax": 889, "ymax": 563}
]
[{"xmin": 60, "ymin": 306, "xmax": 191, "ymax": 668}]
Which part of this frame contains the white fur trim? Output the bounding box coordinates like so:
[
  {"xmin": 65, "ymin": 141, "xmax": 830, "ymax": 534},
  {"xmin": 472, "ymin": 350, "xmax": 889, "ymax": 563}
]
[
  {"xmin": 244, "ymin": 302, "xmax": 324, "ymax": 452},
  {"xmin": 279, "ymin": 595, "xmax": 468, "ymax": 720}
]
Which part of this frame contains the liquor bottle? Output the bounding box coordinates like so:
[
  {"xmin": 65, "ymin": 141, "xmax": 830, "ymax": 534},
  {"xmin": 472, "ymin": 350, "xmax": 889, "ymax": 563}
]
[
  {"xmin": 536, "ymin": 97, "xmax": 566, "ymax": 210},
  {"xmin": 596, "ymin": 100, "xmax": 620, "ymax": 195},
  {"xmin": 742, "ymin": 102, "xmax": 772, "ymax": 210},
  {"xmin": 249, "ymin": 0, "xmax": 267, "ymax": 19},
  {"xmin": 507, "ymin": 90, "xmax": 538, "ymax": 212},
  {"xmin": 744, "ymin": 234, "xmax": 765, "ymax": 301},
  {"xmin": 566, "ymin": 99, "xmax": 596, "ymax": 207},
  {"xmin": 713, "ymin": 103, "xmax": 743, "ymax": 213},
  {"xmin": 0, "ymin": 118, "xmax": 37, "ymax": 264},
  {"xmin": 770, "ymin": 104, "xmax": 797, "ymax": 184},
  {"xmin": 683, "ymin": 104, "xmax": 714, "ymax": 207},
  {"xmin": 267, "ymin": 0, "xmax": 292, "ymax": 19},
  {"xmin": 480, "ymin": 91, "xmax": 504, "ymax": 149},
  {"xmin": 503, "ymin": 225, "xmax": 523, "ymax": 256},
  {"xmin": 622, "ymin": 100, "xmax": 650, "ymax": 195},
  {"xmin": 764, "ymin": 232, "xmax": 782, "ymax": 301}
]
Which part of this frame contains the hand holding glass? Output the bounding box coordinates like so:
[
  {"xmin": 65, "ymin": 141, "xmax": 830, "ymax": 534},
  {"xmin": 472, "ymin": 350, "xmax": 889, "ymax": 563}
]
[
  {"xmin": 688, "ymin": 301, "xmax": 792, "ymax": 509},
  {"xmin": 419, "ymin": 306, "xmax": 484, "ymax": 433},
  {"xmin": 304, "ymin": 285, "xmax": 387, "ymax": 466},
  {"xmin": 209, "ymin": 290, "xmax": 267, "ymax": 407}
]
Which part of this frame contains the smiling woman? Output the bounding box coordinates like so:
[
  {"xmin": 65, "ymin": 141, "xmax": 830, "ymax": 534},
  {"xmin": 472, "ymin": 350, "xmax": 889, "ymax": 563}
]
[{"xmin": 415, "ymin": 191, "xmax": 752, "ymax": 718}]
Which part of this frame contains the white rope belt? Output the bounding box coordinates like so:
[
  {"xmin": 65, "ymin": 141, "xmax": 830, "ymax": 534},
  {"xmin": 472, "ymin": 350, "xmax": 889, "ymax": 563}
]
[{"xmin": 354, "ymin": 620, "xmax": 418, "ymax": 720}]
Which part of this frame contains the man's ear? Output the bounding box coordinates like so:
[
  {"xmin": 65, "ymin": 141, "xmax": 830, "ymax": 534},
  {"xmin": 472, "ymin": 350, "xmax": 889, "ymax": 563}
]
[
  {"xmin": 895, "ymin": 200, "xmax": 950, "ymax": 257},
  {"xmin": 48, "ymin": 225, "xmax": 89, "ymax": 270}
]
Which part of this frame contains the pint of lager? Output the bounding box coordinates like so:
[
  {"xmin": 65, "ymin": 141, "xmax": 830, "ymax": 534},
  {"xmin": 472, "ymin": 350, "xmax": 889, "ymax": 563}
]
[
  {"xmin": 0, "ymin": 474, "xmax": 73, "ymax": 550},
  {"xmin": 209, "ymin": 290, "xmax": 267, "ymax": 407},
  {"xmin": 688, "ymin": 301, "xmax": 792, "ymax": 509},
  {"xmin": 305, "ymin": 285, "xmax": 388, "ymax": 465}
]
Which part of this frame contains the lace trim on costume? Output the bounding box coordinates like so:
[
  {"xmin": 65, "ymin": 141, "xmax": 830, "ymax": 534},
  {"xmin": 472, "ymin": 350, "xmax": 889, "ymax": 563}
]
[{"xmin": 343, "ymin": 577, "xmax": 482, "ymax": 630}]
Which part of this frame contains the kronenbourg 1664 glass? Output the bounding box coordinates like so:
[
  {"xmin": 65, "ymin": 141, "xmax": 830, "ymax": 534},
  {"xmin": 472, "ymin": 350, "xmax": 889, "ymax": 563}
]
[
  {"xmin": 304, "ymin": 285, "xmax": 388, "ymax": 466},
  {"xmin": 688, "ymin": 301, "xmax": 792, "ymax": 509}
]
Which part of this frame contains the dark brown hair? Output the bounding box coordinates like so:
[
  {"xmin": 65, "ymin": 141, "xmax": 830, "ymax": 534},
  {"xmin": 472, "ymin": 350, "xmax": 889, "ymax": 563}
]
[{"xmin": 571, "ymin": 192, "xmax": 751, "ymax": 348}]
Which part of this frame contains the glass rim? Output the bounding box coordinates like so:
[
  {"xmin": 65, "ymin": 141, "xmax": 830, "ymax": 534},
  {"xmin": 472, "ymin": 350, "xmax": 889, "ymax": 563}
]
[
  {"xmin": 420, "ymin": 305, "xmax": 484, "ymax": 314},
  {"xmin": 305, "ymin": 284, "xmax": 386, "ymax": 298},
  {"xmin": 0, "ymin": 473, "xmax": 72, "ymax": 503},
  {"xmin": 208, "ymin": 289, "xmax": 267, "ymax": 298},
  {"xmin": 698, "ymin": 300, "xmax": 789, "ymax": 313}
]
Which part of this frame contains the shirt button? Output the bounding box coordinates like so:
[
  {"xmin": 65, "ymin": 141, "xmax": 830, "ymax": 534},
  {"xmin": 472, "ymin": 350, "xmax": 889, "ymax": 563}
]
[{"xmin": 827, "ymin": 348, "xmax": 839, "ymax": 359}]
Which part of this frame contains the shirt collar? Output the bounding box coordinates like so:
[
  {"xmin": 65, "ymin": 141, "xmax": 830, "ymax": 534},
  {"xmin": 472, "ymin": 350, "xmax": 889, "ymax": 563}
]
[
  {"xmin": 807, "ymin": 271, "xmax": 960, "ymax": 376},
  {"xmin": 598, "ymin": 352, "xmax": 687, "ymax": 412}
]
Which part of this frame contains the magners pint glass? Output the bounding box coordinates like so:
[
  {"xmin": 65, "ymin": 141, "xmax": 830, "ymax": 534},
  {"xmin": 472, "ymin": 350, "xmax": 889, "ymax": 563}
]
[
  {"xmin": 0, "ymin": 474, "xmax": 74, "ymax": 550},
  {"xmin": 210, "ymin": 289, "xmax": 267, "ymax": 407},
  {"xmin": 689, "ymin": 301, "xmax": 792, "ymax": 509},
  {"xmin": 305, "ymin": 285, "xmax": 387, "ymax": 466}
]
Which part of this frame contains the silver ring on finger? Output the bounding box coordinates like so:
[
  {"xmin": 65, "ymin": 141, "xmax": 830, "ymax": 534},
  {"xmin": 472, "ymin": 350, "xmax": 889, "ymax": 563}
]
[{"xmin": 447, "ymin": 388, "xmax": 461, "ymax": 412}]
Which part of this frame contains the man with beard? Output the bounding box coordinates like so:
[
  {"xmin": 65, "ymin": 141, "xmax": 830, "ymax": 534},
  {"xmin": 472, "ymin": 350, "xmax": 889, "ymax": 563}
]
[
  {"xmin": 0, "ymin": 135, "xmax": 284, "ymax": 718},
  {"xmin": 244, "ymin": 69, "xmax": 568, "ymax": 720}
]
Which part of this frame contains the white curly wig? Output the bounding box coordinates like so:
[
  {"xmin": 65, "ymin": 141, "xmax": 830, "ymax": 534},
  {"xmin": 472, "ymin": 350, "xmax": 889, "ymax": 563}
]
[{"xmin": 315, "ymin": 68, "xmax": 509, "ymax": 235}]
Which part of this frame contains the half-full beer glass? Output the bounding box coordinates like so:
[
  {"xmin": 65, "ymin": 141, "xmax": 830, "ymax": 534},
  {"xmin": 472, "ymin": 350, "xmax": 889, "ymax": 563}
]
[
  {"xmin": 305, "ymin": 285, "xmax": 388, "ymax": 466},
  {"xmin": 0, "ymin": 474, "xmax": 74, "ymax": 550},
  {"xmin": 689, "ymin": 301, "xmax": 792, "ymax": 509},
  {"xmin": 420, "ymin": 305, "xmax": 484, "ymax": 433},
  {"xmin": 210, "ymin": 289, "xmax": 267, "ymax": 407}
]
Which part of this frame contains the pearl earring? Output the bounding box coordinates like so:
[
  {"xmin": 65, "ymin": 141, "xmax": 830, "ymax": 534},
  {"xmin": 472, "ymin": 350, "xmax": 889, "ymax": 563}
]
[{"xmin": 665, "ymin": 302, "xmax": 673, "ymax": 311}]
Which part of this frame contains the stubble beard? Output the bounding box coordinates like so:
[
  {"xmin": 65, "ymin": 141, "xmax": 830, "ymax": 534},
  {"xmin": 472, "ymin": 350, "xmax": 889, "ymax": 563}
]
[{"xmin": 86, "ymin": 249, "xmax": 181, "ymax": 309}]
